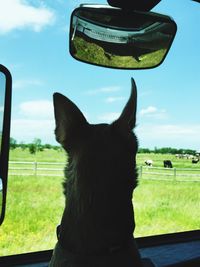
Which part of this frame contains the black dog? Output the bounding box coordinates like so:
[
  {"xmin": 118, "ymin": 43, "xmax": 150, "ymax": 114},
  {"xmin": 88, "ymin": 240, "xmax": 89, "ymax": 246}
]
[{"xmin": 49, "ymin": 78, "xmax": 144, "ymax": 267}]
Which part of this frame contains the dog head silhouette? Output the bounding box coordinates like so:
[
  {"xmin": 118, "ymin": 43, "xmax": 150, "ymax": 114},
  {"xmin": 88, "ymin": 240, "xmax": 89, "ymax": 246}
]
[{"xmin": 53, "ymin": 78, "xmax": 139, "ymax": 261}]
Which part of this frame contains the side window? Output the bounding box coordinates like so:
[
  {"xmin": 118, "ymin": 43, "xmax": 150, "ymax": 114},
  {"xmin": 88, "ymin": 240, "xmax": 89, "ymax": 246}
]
[{"xmin": 0, "ymin": 0, "xmax": 199, "ymax": 257}]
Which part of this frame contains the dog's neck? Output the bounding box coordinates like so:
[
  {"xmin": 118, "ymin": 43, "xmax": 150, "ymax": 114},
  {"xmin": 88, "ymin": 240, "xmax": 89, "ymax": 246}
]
[{"xmin": 58, "ymin": 153, "xmax": 137, "ymax": 254}]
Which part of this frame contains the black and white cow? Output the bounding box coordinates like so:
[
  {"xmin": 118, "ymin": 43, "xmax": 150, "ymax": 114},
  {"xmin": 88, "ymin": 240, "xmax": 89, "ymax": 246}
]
[
  {"xmin": 192, "ymin": 158, "xmax": 199, "ymax": 164},
  {"xmin": 145, "ymin": 159, "xmax": 153, "ymax": 166}
]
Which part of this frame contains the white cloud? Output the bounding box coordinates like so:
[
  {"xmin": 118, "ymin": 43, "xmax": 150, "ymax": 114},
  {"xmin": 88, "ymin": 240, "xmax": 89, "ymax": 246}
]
[
  {"xmin": 0, "ymin": 106, "xmax": 4, "ymax": 112},
  {"xmin": 19, "ymin": 100, "xmax": 53, "ymax": 119},
  {"xmin": 10, "ymin": 118, "xmax": 55, "ymax": 144},
  {"xmin": 139, "ymin": 106, "xmax": 167, "ymax": 119},
  {"xmin": 98, "ymin": 112, "xmax": 120, "ymax": 123},
  {"xmin": 136, "ymin": 123, "xmax": 200, "ymax": 150},
  {"xmin": 140, "ymin": 106, "xmax": 157, "ymax": 115},
  {"xmin": 151, "ymin": 124, "xmax": 200, "ymax": 136},
  {"xmin": 137, "ymin": 124, "xmax": 200, "ymax": 137},
  {"xmin": 0, "ymin": 0, "xmax": 55, "ymax": 34},
  {"xmin": 105, "ymin": 96, "xmax": 125, "ymax": 103},
  {"xmin": 85, "ymin": 86, "xmax": 121, "ymax": 95},
  {"xmin": 13, "ymin": 79, "xmax": 43, "ymax": 89}
]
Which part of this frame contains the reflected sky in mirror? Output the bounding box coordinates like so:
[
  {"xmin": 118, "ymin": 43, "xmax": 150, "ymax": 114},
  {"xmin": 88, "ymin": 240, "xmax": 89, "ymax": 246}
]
[{"xmin": 0, "ymin": 72, "xmax": 5, "ymax": 151}]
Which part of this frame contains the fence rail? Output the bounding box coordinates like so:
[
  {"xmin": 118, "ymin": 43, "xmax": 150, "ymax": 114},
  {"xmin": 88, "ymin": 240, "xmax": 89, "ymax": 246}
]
[
  {"xmin": 8, "ymin": 161, "xmax": 65, "ymax": 177},
  {"xmin": 8, "ymin": 161, "xmax": 200, "ymax": 182},
  {"xmin": 138, "ymin": 166, "xmax": 200, "ymax": 182}
]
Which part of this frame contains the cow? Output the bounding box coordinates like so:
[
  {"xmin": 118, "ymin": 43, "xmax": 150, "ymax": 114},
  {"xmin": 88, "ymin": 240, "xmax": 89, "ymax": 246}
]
[
  {"xmin": 145, "ymin": 159, "xmax": 153, "ymax": 166},
  {"xmin": 192, "ymin": 158, "xmax": 199, "ymax": 164},
  {"xmin": 163, "ymin": 160, "xmax": 173, "ymax": 168}
]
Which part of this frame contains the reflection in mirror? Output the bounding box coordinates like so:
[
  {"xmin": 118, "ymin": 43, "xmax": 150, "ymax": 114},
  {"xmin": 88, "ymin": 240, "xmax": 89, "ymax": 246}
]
[
  {"xmin": 0, "ymin": 65, "xmax": 10, "ymax": 226},
  {"xmin": 0, "ymin": 72, "xmax": 5, "ymax": 151},
  {"xmin": 0, "ymin": 72, "xmax": 5, "ymax": 224},
  {"xmin": 70, "ymin": 6, "xmax": 177, "ymax": 69},
  {"xmin": 0, "ymin": 178, "xmax": 2, "ymax": 219}
]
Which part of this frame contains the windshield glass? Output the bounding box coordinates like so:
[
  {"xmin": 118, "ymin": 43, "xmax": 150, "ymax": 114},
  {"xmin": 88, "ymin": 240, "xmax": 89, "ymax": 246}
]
[{"xmin": 0, "ymin": 0, "xmax": 199, "ymax": 256}]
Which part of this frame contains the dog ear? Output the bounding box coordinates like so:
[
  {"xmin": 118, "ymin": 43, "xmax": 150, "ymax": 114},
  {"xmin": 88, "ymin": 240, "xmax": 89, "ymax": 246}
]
[
  {"xmin": 53, "ymin": 93, "xmax": 88, "ymax": 149},
  {"xmin": 116, "ymin": 78, "xmax": 137, "ymax": 130}
]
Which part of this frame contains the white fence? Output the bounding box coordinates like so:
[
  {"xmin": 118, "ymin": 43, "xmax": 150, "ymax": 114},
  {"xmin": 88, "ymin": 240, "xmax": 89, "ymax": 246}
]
[
  {"xmin": 8, "ymin": 161, "xmax": 65, "ymax": 177},
  {"xmin": 8, "ymin": 161, "xmax": 200, "ymax": 182},
  {"xmin": 138, "ymin": 165, "xmax": 200, "ymax": 182}
]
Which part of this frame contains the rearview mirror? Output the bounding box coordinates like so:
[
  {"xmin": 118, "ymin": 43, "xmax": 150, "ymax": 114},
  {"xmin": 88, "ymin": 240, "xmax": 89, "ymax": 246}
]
[
  {"xmin": 0, "ymin": 64, "xmax": 12, "ymax": 226},
  {"xmin": 70, "ymin": 5, "xmax": 177, "ymax": 69}
]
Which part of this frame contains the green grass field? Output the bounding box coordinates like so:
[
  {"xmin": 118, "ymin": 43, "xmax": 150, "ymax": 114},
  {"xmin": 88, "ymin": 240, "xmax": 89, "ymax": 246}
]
[
  {"xmin": 0, "ymin": 148, "xmax": 199, "ymax": 256},
  {"xmin": 73, "ymin": 36, "xmax": 166, "ymax": 68}
]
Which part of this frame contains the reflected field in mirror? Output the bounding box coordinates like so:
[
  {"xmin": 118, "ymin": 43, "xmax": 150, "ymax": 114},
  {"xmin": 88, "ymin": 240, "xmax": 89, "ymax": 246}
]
[
  {"xmin": 0, "ymin": 72, "xmax": 5, "ymax": 223},
  {"xmin": 0, "ymin": 178, "xmax": 2, "ymax": 214},
  {"xmin": 71, "ymin": 36, "xmax": 169, "ymax": 69},
  {"xmin": 0, "ymin": 72, "xmax": 5, "ymax": 151}
]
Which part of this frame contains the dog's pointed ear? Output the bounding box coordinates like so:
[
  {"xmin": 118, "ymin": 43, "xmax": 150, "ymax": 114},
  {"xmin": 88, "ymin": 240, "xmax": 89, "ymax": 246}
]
[
  {"xmin": 53, "ymin": 93, "xmax": 88, "ymax": 149},
  {"xmin": 115, "ymin": 78, "xmax": 137, "ymax": 130}
]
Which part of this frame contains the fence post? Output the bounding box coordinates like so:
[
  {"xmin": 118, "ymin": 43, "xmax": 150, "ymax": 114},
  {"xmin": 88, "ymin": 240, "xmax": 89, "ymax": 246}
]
[
  {"xmin": 173, "ymin": 167, "xmax": 176, "ymax": 181},
  {"xmin": 34, "ymin": 161, "xmax": 37, "ymax": 176}
]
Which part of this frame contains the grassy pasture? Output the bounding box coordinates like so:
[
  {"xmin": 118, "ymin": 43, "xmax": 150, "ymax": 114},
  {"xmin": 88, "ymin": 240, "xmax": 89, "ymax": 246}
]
[
  {"xmin": 137, "ymin": 152, "xmax": 200, "ymax": 168},
  {"xmin": 73, "ymin": 36, "xmax": 166, "ymax": 69},
  {"xmin": 9, "ymin": 147, "xmax": 66, "ymax": 163},
  {"xmin": 0, "ymin": 148, "xmax": 199, "ymax": 256},
  {"xmin": 137, "ymin": 153, "xmax": 200, "ymax": 182}
]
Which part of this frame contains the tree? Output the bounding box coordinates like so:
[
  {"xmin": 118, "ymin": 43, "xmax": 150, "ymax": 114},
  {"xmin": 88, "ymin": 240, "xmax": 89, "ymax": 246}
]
[
  {"xmin": 28, "ymin": 138, "xmax": 42, "ymax": 154},
  {"xmin": 19, "ymin": 142, "xmax": 27, "ymax": 151},
  {"xmin": 10, "ymin": 137, "xmax": 17, "ymax": 150},
  {"xmin": 44, "ymin": 143, "xmax": 52, "ymax": 149},
  {"xmin": 138, "ymin": 148, "xmax": 151, "ymax": 153},
  {"xmin": 34, "ymin": 138, "xmax": 42, "ymax": 148},
  {"xmin": 29, "ymin": 143, "xmax": 36, "ymax": 154}
]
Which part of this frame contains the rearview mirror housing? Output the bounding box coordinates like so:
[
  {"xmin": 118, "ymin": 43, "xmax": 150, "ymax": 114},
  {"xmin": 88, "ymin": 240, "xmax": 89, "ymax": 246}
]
[
  {"xmin": 0, "ymin": 64, "xmax": 12, "ymax": 226},
  {"xmin": 70, "ymin": 4, "xmax": 177, "ymax": 69}
]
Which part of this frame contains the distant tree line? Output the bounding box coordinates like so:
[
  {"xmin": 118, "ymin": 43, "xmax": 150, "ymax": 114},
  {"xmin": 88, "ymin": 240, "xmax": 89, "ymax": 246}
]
[
  {"xmin": 10, "ymin": 137, "xmax": 61, "ymax": 154},
  {"xmin": 138, "ymin": 147, "xmax": 197, "ymax": 155},
  {"xmin": 10, "ymin": 137, "xmax": 197, "ymax": 156}
]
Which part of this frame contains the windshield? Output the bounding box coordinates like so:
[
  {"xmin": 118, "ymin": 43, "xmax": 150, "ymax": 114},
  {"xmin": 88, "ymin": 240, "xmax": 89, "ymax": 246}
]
[{"xmin": 0, "ymin": 0, "xmax": 200, "ymax": 256}]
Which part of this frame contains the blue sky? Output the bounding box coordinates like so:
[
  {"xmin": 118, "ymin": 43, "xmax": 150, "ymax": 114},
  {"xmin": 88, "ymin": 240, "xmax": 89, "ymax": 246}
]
[
  {"xmin": 0, "ymin": 0, "xmax": 200, "ymax": 150},
  {"xmin": 0, "ymin": 72, "xmax": 5, "ymax": 133}
]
